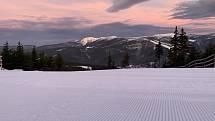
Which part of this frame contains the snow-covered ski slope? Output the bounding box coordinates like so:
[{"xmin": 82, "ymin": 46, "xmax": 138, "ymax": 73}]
[{"xmin": 0, "ymin": 68, "xmax": 215, "ymax": 121}]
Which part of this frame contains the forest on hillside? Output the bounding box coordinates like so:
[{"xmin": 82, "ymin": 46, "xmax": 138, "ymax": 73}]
[{"xmin": 1, "ymin": 27, "xmax": 215, "ymax": 71}]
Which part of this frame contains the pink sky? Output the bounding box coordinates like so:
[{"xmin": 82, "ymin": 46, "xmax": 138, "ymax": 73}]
[
  {"xmin": 0, "ymin": 0, "xmax": 190, "ymax": 26},
  {"xmin": 0, "ymin": 0, "xmax": 214, "ymax": 33},
  {"xmin": 0, "ymin": 0, "xmax": 215, "ymax": 45}
]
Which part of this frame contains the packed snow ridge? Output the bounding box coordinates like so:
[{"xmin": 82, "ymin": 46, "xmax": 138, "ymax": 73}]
[{"xmin": 0, "ymin": 69, "xmax": 215, "ymax": 121}]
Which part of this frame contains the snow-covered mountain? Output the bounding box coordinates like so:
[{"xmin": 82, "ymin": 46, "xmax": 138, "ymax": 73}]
[
  {"xmin": 37, "ymin": 35, "xmax": 171, "ymax": 66},
  {"xmin": 80, "ymin": 36, "xmax": 118, "ymax": 46},
  {"xmin": 37, "ymin": 33, "xmax": 215, "ymax": 66},
  {"xmin": 80, "ymin": 37, "xmax": 98, "ymax": 46}
]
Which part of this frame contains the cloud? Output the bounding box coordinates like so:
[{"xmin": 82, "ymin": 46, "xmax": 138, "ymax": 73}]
[
  {"xmin": 0, "ymin": 19, "xmax": 214, "ymax": 46},
  {"xmin": 107, "ymin": 0, "xmax": 149, "ymax": 12},
  {"xmin": 0, "ymin": 20, "xmax": 173, "ymax": 46},
  {"xmin": 172, "ymin": 0, "xmax": 215, "ymax": 19},
  {"xmin": 0, "ymin": 17, "xmax": 92, "ymax": 30}
]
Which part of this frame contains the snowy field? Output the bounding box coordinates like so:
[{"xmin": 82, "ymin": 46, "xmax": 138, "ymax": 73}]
[{"xmin": 0, "ymin": 69, "xmax": 215, "ymax": 121}]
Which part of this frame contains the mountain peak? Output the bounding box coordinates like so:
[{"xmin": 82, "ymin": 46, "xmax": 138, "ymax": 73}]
[{"xmin": 80, "ymin": 37, "xmax": 98, "ymax": 46}]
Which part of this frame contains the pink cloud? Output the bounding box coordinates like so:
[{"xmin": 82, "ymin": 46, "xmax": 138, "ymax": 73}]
[{"xmin": 0, "ymin": 0, "xmax": 198, "ymax": 28}]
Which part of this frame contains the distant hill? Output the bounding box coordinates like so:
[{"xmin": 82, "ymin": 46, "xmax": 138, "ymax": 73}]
[
  {"xmin": 37, "ymin": 35, "xmax": 172, "ymax": 67},
  {"xmin": 1, "ymin": 33, "xmax": 214, "ymax": 67}
]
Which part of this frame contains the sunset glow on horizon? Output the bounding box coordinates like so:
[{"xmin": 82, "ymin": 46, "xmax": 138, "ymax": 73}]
[
  {"xmin": 0, "ymin": 0, "xmax": 210, "ymax": 27},
  {"xmin": 0, "ymin": 0, "xmax": 215, "ymax": 45}
]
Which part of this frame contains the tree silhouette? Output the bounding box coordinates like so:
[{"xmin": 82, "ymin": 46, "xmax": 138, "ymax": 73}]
[
  {"xmin": 178, "ymin": 28, "xmax": 189, "ymax": 65},
  {"xmin": 15, "ymin": 41, "xmax": 24, "ymax": 69},
  {"xmin": 168, "ymin": 27, "xmax": 190, "ymax": 67},
  {"xmin": 155, "ymin": 40, "xmax": 163, "ymax": 67},
  {"xmin": 1, "ymin": 41, "xmax": 10, "ymax": 69},
  {"xmin": 55, "ymin": 54, "xmax": 64, "ymax": 70},
  {"xmin": 32, "ymin": 46, "xmax": 38, "ymax": 70},
  {"xmin": 107, "ymin": 51, "xmax": 113, "ymax": 68},
  {"xmin": 121, "ymin": 50, "xmax": 129, "ymax": 68},
  {"xmin": 1, "ymin": 42, "xmax": 69, "ymax": 71},
  {"xmin": 168, "ymin": 26, "xmax": 179, "ymax": 67}
]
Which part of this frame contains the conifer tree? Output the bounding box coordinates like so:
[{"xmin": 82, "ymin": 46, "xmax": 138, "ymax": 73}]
[
  {"xmin": 168, "ymin": 27, "xmax": 190, "ymax": 67},
  {"xmin": 47, "ymin": 56, "xmax": 55, "ymax": 69},
  {"xmin": 1, "ymin": 42, "xmax": 67, "ymax": 71},
  {"xmin": 23, "ymin": 54, "xmax": 33, "ymax": 71},
  {"xmin": 107, "ymin": 52, "xmax": 112, "ymax": 68},
  {"xmin": 178, "ymin": 28, "xmax": 189, "ymax": 65},
  {"xmin": 16, "ymin": 41, "xmax": 24, "ymax": 69},
  {"xmin": 168, "ymin": 26, "xmax": 179, "ymax": 67},
  {"xmin": 55, "ymin": 54, "xmax": 64, "ymax": 70},
  {"xmin": 1, "ymin": 41, "xmax": 10, "ymax": 69},
  {"xmin": 38, "ymin": 52, "xmax": 45, "ymax": 70},
  {"xmin": 121, "ymin": 50, "xmax": 129, "ymax": 68},
  {"xmin": 112, "ymin": 59, "xmax": 115, "ymax": 68},
  {"xmin": 155, "ymin": 40, "xmax": 163, "ymax": 67},
  {"xmin": 10, "ymin": 49, "xmax": 16, "ymax": 69},
  {"xmin": 32, "ymin": 46, "xmax": 38, "ymax": 70}
]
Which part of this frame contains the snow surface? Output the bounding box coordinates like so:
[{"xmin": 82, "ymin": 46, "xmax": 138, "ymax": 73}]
[
  {"xmin": 189, "ymin": 39, "xmax": 197, "ymax": 42},
  {"xmin": 0, "ymin": 69, "xmax": 215, "ymax": 121},
  {"xmin": 80, "ymin": 37, "xmax": 98, "ymax": 46},
  {"xmin": 80, "ymin": 36, "xmax": 118, "ymax": 46}
]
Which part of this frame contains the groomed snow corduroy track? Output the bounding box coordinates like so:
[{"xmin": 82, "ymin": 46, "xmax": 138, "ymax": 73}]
[{"xmin": 0, "ymin": 69, "xmax": 215, "ymax": 121}]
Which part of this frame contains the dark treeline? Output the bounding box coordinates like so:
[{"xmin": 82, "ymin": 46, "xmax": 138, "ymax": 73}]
[
  {"xmin": 1, "ymin": 41, "xmax": 130, "ymax": 71},
  {"xmin": 1, "ymin": 41, "xmax": 64, "ymax": 71},
  {"xmin": 156, "ymin": 26, "xmax": 215, "ymax": 68},
  {"xmin": 106, "ymin": 49, "xmax": 130, "ymax": 69}
]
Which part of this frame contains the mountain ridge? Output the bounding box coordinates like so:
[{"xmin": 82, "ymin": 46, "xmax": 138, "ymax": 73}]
[
  {"xmin": 37, "ymin": 33, "xmax": 215, "ymax": 66},
  {"xmin": 1, "ymin": 33, "xmax": 214, "ymax": 67}
]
